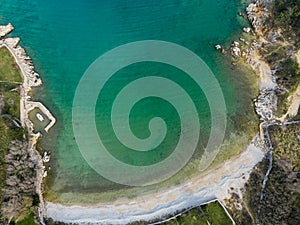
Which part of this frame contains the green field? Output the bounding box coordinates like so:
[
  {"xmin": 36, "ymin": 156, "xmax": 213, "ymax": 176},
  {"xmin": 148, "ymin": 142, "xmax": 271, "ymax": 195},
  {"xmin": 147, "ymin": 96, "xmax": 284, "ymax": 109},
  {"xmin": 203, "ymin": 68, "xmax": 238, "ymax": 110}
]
[
  {"xmin": 0, "ymin": 47, "xmax": 22, "ymax": 83},
  {"xmin": 163, "ymin": 201, "xmax": 233, "ymax": 225},
  {"xmin": 128, "ymin": 201, "xmax": 234, "ymax": 225}
]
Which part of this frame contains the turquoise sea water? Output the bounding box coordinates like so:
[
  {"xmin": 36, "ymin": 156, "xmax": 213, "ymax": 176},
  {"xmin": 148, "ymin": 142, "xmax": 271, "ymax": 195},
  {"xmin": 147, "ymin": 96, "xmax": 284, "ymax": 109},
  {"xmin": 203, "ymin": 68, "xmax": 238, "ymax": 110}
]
[{"xmin": 0, "ymin": 0, "xmax": 256, "ymax": 200}]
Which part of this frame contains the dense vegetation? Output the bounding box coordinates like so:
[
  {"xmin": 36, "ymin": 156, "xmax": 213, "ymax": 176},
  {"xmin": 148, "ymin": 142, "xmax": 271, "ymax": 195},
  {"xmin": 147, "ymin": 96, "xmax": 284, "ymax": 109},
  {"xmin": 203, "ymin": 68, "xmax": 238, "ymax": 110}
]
[
  {"xmin": 230, "ymin": 155, "xmax": 300, "ymax": 225},
  {"xmin": 270, "ymin": 124, "xmax": 300, "ymax": 171},
  {"xmin": 0, "ymin": 47, "xmax": 38, "ymax": 225},
  {"xmin": 229, "ymin": 123, "xmax": 300, "ymax": 225},
  {"xmin": 0, "ymin": 47, "xmax": 22, "ymax": 84},
  {"xmin": 269, "ymin": 0, "xmax": 300, "ymax": 46},
  {"xmin": 9, "ymin": 213, "xmax": 37, "ymax": 225},
  {"xmin": 0, "ymin": 46, "xmax": 23, "ymax": 207},
  {"xmin": 227, "ymin": 158, "xmax": 266, "ymax": 225},
  {"xmin": 260, "ymin": 124, "xmax": 300, "ymax": 224},
  {"xmin": 276, "ymin": 58, "xmax": 300, "ymax": 89}
]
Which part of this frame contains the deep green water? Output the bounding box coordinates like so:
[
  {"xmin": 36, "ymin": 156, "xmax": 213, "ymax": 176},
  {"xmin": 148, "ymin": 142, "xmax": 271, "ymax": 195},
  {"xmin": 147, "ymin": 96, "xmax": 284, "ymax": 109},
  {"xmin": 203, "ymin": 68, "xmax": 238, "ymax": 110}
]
[{"xmin": 0, "ymin": 0, "xmax": 256, "ymax": 201}]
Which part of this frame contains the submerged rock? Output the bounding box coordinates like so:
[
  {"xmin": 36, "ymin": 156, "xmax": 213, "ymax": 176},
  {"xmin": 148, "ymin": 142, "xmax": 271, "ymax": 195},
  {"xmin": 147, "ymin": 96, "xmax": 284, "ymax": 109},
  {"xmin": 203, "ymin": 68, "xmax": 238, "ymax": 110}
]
[
  {"xmin": 231, "ymin": 46, "xmax": 241, "ymax": 58},
  {"xmin": 215, "ymin": 44, "xmax": 222, "ymax": 50},
  {"xmin": 232, "ymin": 41, "xmax": 240, "ymax": 47},
  {"xmin": 243, "ymin": 27, "xmax": 251, "ymax": 33}
]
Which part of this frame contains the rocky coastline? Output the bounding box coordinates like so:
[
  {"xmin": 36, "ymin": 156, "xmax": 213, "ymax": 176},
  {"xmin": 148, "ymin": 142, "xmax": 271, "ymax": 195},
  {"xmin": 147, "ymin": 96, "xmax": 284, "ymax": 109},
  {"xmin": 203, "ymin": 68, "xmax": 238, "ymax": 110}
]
[
  {"xmin": 216, "ymin": 0, "xmax": 300, "ymax": 141},
  {"xmin": 219, "ymin": 0, "xmax": 300, "ymax": 224},
  {"xmin": 0, "ymin": 24, "xmax": 55, "ymax": 224},
  {"xmin": 0, "ymin": 23, "xmax": 13, "ymax": 39}
]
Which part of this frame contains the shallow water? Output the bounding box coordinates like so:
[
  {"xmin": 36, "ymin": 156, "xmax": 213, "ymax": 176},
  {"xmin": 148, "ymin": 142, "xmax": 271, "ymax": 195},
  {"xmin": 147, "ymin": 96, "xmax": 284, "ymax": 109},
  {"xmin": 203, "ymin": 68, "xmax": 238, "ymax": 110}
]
[{"xmin": 0, "ymin": 0, "xmax": 258, "ymax": 201}]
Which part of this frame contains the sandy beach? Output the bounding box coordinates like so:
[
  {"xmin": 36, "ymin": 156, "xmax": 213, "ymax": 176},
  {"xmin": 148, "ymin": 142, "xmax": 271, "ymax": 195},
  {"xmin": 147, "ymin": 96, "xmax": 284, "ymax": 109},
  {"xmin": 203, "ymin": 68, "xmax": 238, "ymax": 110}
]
[
  {"xmin": 248, "ymin": 48, "xmax": 277, "ymax": 90},
  {"xmin": 45, "ymin": 140, "xmax": 264, "ymax": 224}
]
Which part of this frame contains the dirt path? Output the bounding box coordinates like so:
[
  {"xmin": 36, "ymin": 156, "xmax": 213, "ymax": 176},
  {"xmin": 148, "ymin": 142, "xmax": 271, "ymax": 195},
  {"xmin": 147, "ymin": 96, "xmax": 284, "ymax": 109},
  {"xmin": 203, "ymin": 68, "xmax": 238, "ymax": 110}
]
[
  {"xmin": 249, "ymin": 50, "xmax": 277, "ymax": 90},
  {"xmin": 296, "ymin": 50, "xmax": 300, "ymax": 65}
]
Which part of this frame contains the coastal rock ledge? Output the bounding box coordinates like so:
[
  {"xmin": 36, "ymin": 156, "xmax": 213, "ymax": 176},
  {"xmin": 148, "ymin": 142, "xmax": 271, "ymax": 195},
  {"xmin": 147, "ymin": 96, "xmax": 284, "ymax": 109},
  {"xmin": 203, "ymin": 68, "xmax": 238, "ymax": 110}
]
[{"xmin": 0, "ymin": 23, "xmax": 14, "ymax": 38}]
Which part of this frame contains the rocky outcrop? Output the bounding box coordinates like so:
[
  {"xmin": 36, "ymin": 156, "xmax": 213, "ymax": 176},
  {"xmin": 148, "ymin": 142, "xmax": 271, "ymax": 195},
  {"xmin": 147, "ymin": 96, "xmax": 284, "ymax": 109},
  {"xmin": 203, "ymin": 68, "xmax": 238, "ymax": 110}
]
[
  {"xmin": 243, "ymin": 27, "xmax": 251, "ymax": 33},
  {"xmin": 215, "ymin": 44, "xmax": 227, "ymax": 55},
  {"xmin": 254, "ymin": 88, "xmax": 277, "ymax": 121},
  {"xmin": 246, "ymin": 0, "xmax": 278, "ymax": 40},
  {"xmin": 215, "ymin": 44, "xmax": 221, "ymax": 50},
  {"xmin": 3, "ymin": 37, "xmax": 42, "ymax": 89},
  {"xmin": 230, "ymin": 41, "xmax": 241, "ymax": 58},
  {"xmin": 278, "ymin": 72, "xmax": 300, "ymax": 122},
  {"xmin": 0, "ymin": 23, "xmax": 14, "ymax": 39},
  {"xmin": 246, "ymin": 2, "xmax": 266, "ymax": 34}
]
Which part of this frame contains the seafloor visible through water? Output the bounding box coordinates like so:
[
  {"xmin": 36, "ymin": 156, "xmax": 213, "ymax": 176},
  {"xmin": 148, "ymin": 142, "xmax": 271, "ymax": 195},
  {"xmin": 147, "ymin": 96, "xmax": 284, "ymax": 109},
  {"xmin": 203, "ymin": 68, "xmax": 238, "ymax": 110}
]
[{"xmin": 0, "ymin": 0, "xmax": 258, "ymax": 203}]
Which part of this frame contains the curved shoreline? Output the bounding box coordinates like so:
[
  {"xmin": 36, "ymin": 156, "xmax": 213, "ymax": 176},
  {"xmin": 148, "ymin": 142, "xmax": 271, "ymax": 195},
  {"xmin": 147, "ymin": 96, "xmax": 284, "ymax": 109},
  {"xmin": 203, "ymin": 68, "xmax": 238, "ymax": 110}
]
[
  {"xmin": 2, "ymin": 0, "xmax": 299, "ymax": 222},
  {"xmin": 43, "ymin": 1, "xmax": 278, "ymax": 224},
  {"xmin": 45, "ymin": 140, "xmax": 263, "ymax": 224},
  {"xmin": 1, "ymin": 21, "xmax": 262, "ymax": 225},
  {"xmin": 0, "ymin": 2, "xmax": 273, "ymax": 223}
]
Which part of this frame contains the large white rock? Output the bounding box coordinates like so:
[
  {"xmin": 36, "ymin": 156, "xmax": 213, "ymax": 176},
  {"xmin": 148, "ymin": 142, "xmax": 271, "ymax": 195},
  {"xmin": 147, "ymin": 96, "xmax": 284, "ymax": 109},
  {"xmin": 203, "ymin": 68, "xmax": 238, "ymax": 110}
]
[
  {"xmin": 0, "ymin": 23, "xmax": 14, "ymax": 38},
  {"xmin": 243, "ymin": 27, "xmax": 251, "ymax": 33}
]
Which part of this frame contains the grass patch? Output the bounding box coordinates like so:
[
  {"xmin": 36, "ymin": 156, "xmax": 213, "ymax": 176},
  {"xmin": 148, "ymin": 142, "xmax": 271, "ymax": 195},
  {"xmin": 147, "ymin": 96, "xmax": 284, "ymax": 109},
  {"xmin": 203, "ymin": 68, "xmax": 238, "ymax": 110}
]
[
  {"xmin": 0, "ymin": 47, "xmax": 22, "ymax": 83},
  {"xmin": 128, "ymin": 201, "xmax": 234, "ymax": 225},
  {"xmin": 162, "ymin": 201, "xmax": 233, "ymax": 225},
  {"xmin": 2, "ymin": 90, "xmax": 21, "ymax": 119},
  {"xmin": 14, "ymin": 212, "xmax": 38, "ymax": 225}
]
